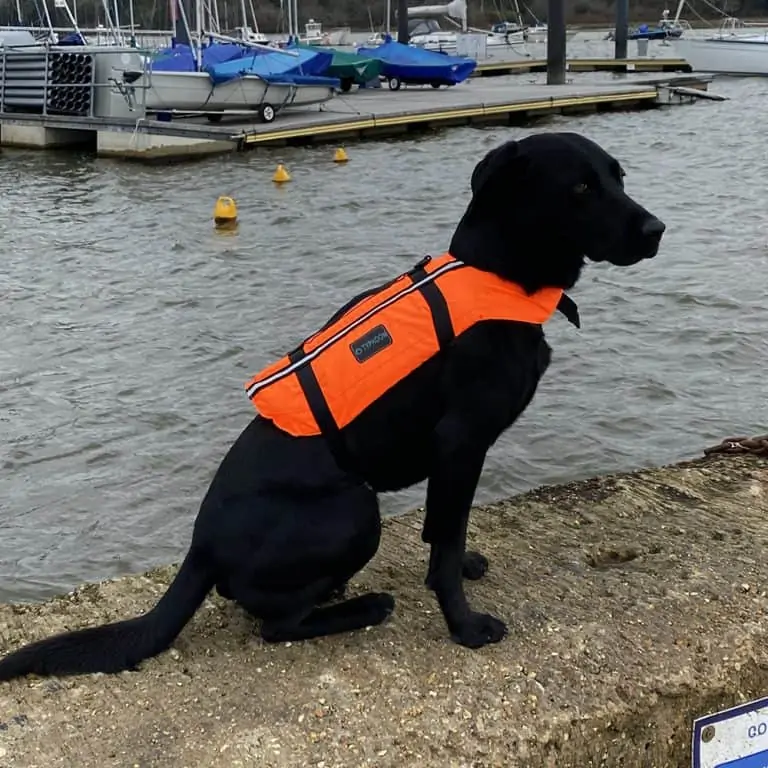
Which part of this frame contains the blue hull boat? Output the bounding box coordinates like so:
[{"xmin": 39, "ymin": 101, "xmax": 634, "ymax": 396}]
[
  {"xmin": 356, "ymin": 39, "xmax": 476, "ymax": 90},
  {"xmin": 627, "ymin": 24, "xmax": 684, "ymax": 41}
]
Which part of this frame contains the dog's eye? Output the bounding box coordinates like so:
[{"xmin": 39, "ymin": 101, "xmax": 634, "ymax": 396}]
[{"xmin": 573, "ymin": 182, "xmax": 589, "ymax": 194}]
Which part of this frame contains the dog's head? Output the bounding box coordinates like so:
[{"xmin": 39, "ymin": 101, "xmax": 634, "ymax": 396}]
[{"xmin": 449, "ymin": 132, "xmax": 665, "ymax": 292}]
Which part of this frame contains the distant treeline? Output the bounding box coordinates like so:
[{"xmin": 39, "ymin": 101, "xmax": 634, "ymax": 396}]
[{"xmin": 4, "ymin": 0, "xmax": 768, "ymax": 33}]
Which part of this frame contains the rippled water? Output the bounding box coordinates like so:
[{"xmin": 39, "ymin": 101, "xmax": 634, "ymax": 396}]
[{"xmin": 1, "ymin": 58, "xmax": 767, "ymax": 602}]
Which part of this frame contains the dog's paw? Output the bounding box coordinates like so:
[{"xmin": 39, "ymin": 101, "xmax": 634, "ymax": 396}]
[
  {"xmin": 450, "ymin": 612, "xmax": 507, "ymax": 649},
  {"xmin": 462, "ymin": 551, "xmax": 489, "ymax": 580}
]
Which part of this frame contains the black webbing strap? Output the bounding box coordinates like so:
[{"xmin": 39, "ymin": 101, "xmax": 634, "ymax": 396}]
[
  {"xmin": 290, "ymin": 256, "xmax": 455, "ymax": 463},
  {"xmin": 287, "ymin": 348, "xmax": 347, "ymax": 461},
  {"xmin": 407, "ymin": 256, "xmax": 456, "ymax": 350}
]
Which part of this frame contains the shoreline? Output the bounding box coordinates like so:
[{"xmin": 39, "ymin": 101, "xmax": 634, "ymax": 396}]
[{"xmin": 1, "ymin": 451, "xmax": 766, "ymax": 766}]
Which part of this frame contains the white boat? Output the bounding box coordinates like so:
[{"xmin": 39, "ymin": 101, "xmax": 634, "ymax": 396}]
[
  {"xmin": 298, "ymin": 19, "xmax": 351, "ymax": 46},
  {"xmin": 490, "ymin": 20, "xmax": 578, "ymax": 44},
  {"xmin": 365, "ymin": 31, "xmax": 387, "ymax": 46},
  {"xmin": 409, "ymin": 27, "xmax": 524, "ymax": 51},
  {"xmin": 233, "ymin": 24, "xmax": 270, "ymax": 45},
  {"xmin": 672, "ymin": 17, "xmax": 768, "ymax": 75},
  {"xmin": 405, "ymin": 0, "xmax": 523, "ymax": 52},
  {"xmin": 128, "ymin": 69, "xmax": 335, "ymax": 115}
]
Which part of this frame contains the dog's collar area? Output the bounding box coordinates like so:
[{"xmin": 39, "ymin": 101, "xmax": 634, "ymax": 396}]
[{"xmin": 557, "ymin": 294, "xmax": 580, "ymax": 328}]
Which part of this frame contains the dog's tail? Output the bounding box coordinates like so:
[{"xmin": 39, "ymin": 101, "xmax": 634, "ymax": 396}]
[{"xmin": 0, "ymin": 549, "xmax": 214, "ymax": 681}]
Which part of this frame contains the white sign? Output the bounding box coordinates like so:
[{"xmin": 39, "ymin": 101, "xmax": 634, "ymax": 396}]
[{"xmin": 693, "ymin": 697, "xmax": 768, "ymax": 768}]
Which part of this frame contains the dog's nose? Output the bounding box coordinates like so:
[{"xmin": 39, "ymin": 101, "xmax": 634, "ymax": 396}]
[{"xmin": 641, "ymin": 218, "xmax": 666, "ymax": 240}]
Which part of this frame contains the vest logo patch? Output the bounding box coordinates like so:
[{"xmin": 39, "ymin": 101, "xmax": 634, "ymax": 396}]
[{"xmin": 350, "ymin": 324, "xmax": 392, "ymax": 363}]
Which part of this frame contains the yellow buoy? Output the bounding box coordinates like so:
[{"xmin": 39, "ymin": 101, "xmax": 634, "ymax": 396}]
[
  {"xmin": 272, "ymin": 164, "xmax": 291, "ymax": 183},
  {"xmin": 333, "ymin": 147, "xmax": 349, "ymax": 164},
  {"xmin": 213, "ymin": 196, "xmax": 238, "ymax": 227}
]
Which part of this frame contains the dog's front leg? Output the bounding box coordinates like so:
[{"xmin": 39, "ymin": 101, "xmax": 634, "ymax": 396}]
[{"xmin": 422, "ymin": 442, "xmax": 507, "ymax": 649}]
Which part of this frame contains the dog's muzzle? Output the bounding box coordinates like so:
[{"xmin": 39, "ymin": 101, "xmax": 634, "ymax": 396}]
[{"xmin": 590, "ymin": 215, "xmax": 666, "ymax": 266}]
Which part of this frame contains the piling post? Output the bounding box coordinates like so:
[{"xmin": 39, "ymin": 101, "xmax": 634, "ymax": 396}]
[
  {"xmin": 615, "ymin": 0, "xmax": 629, "ymax": 60},
  {"xmin": 546, "ymin": 0, "xmax": 566, "ymax": 85},
  {"xmin": 397, "ymin": 0, "xmax": 409, "ymax": 44}
]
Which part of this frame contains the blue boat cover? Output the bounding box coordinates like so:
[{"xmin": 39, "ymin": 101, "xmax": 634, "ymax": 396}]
[
  {"xmin": 58, "ymin": 31, "xmax": 86, "ymax": 45},
  {"xmin": 148, "ymin": 41, "xmax": 338, "ymax": 87},
  {"xmin": 207, "ymin": 46, "xmax": 334, "ymax": 84},
  {"xmin": 151, "ymin": 42, "xmax": 248, "ymax": 72},
  {"xmin": 355, "ymin": 40, "xmax": 476, "ymax": 84}
]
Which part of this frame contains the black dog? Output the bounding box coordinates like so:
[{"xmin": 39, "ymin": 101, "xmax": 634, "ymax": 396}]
[{"xmin": 0, "ymin": 132, "xmax": 664, "ymax": 680}]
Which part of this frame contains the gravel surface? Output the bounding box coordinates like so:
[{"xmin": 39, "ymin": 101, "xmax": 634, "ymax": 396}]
[{"xmin": 1, "ymin": 453, "xmax": 766, "ymax": 767}]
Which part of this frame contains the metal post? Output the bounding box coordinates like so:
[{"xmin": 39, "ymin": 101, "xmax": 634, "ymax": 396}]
[
  {"xmin": 397, "ymin": 0, "xmax": 408, "ymax": 44},
  {"xmin": 175, "ymin": 0, "xmax": 190, "ymax": 45},
  {"xmin": 1, "ymin": 48, "xmax": 5, "ymax": 114},
  {"xmin": 546, "ymin": 0, "xmax": 565, "ymax": 85},
  {"xmin": 614, "ymin": 0, "xmax": 628, "ymax": 60}
]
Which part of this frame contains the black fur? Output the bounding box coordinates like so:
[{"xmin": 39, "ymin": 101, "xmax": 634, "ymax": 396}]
[{"xmin": 0, "ymin": 132, "xmax": 665, "ymax": 679}]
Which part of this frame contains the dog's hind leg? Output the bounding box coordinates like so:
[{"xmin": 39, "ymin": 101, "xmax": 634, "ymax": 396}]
[{"xmin": 260, "ymin": 591, "xmax": 395, "ymax": 643}]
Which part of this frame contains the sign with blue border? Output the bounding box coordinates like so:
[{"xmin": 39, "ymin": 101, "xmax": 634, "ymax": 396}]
[{"xmin": 693, "ymin": 697, "xmax": 768, "ymax": 768}]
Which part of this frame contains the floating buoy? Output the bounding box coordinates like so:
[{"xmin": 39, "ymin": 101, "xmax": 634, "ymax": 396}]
[
  {"xmin": 333, "ymin": 147, "xmax": 349, "ymax": 164},
  {"xmin": 213, "ymin": 196, "xmax": 238, "ymax": 227},
  {"xmin": 272, "ymin": 164, "xmax": 291, "ymax": 183}
]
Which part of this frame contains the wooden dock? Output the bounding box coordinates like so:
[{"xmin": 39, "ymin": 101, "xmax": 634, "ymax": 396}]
[
  {"xmin": 0, "ymin": 75, "xmax": 711, "ymax": 163},
  {"xmin": 240, "ymin": 81, "xmax": 662, "ymax": 148},
  {"xmin": 474, "ymin": 57, "xmax": 693, "ymax": 77}
]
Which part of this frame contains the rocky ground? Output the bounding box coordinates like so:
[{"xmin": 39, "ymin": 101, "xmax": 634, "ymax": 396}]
[{"xmin": 1, "ymin": 452, "xmax": 766, "ymax": 767}]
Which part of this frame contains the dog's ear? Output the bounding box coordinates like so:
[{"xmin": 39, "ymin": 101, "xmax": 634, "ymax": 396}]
[{"xmin": 470, "ymin": 140, "xmax": 529, "ymax": 199}]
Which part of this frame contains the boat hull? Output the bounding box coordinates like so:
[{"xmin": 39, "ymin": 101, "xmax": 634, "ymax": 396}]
[
  {"xmin": 132, "ymin": 70, "xmax": 334, "ymax": 112},
  {"xmin": 284, "ymin": 82, "xmax": 336, "ymax": 107},
  {"xmin": 672, "ymin": 35, "xmax": 768, "ymax": 75},
  {"xmin": 134, "ymin": 71, "xmax": 269, "ymax": 111}
]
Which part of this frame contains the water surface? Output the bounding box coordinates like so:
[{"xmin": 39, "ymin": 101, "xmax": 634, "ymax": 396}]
[{"xmin": 1, "ymin": 68, "xmax": 766, "ymax": 602}]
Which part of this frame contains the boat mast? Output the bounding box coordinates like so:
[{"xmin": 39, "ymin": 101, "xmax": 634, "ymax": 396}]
[
  {"xmin": 285, "ymin": 0, "xmax": 293, "ymax": 39},
  {"xmin": 245, "ymin": 0, "xmax": 259, "ymax": 35},
  {"xmin": 237, "ymin": 0, "xmax": 249, "ymax": 34},
  {"xmin": 40, "ymin": 0, "xmax": 55, "ymax": 40},
  {"xmin": 128, "ymin": 0, "xmax": 136, "ymax": 45}
]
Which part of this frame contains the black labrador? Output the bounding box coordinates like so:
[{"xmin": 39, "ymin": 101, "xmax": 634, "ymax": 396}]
[{"xmin": 0, "ymin": 132, "xmax": 665, "ymax": 680}]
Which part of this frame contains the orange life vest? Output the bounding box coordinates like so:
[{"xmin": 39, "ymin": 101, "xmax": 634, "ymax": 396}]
[{"xmin": 245, "ymin": 253, "xmax": 565, "ymax": 438}]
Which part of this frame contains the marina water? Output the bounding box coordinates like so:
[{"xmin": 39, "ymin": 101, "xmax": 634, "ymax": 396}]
[{"xmin": 1, "ymin": 44, "xmax": 767, "ymax": 601}]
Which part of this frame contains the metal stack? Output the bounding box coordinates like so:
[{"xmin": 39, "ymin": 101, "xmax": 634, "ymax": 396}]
[
  {"xmin": 0, "ymin": 49, "xmax": 94, "ymax": 116},
  {"xmin": 48, "ymin": 51, "xmax": 94, "ymax": 116}
]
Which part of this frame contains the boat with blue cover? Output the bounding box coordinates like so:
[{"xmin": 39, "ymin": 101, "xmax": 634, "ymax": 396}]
[
  {"xmin": 124, "ymin": 41, "xmax": 339, "ymax": 121},
  {"xmin": 628, "ymin": 22, "xmax": 683, "ymax": 41},
  {"xmin": 356, "ymin": 37, "xmax": 476, "ymax": 90},
  {"xmin": 293, "ymin": 42, "xmax": 384, "ymax": 92}
]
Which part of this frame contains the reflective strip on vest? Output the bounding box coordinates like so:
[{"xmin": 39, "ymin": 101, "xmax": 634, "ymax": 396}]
[{"xmin": 244, "ymin": 253, "xmax": 563, "ymax": 437}]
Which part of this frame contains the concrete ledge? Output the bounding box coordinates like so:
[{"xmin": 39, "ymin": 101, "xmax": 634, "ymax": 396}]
[
  {"xmin": 96, "ymin": 129, "xmax": 236, "ymax": 162},
  {"xmin": 1, "ymin": 453, "xmax": 766, "ymax": 767},
  {"xmin": 0, "ymin": 124, "xmax": 93, "ymax": 149}
]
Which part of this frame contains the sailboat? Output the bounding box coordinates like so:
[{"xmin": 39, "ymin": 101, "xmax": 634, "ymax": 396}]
[{"xmin": 125, "ymin": 0, "xmax": 338, "ymax": 121}]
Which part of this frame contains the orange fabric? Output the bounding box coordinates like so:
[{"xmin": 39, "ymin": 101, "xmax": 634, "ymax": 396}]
[{"xmin": 245, "ymin": 253, "xmax": 563, "ymax": 436}]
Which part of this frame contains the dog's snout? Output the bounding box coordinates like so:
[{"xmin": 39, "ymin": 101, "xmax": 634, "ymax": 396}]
[{"xmin": 641, "ymin": 218, "xmax": 666, "ymax": 240}]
